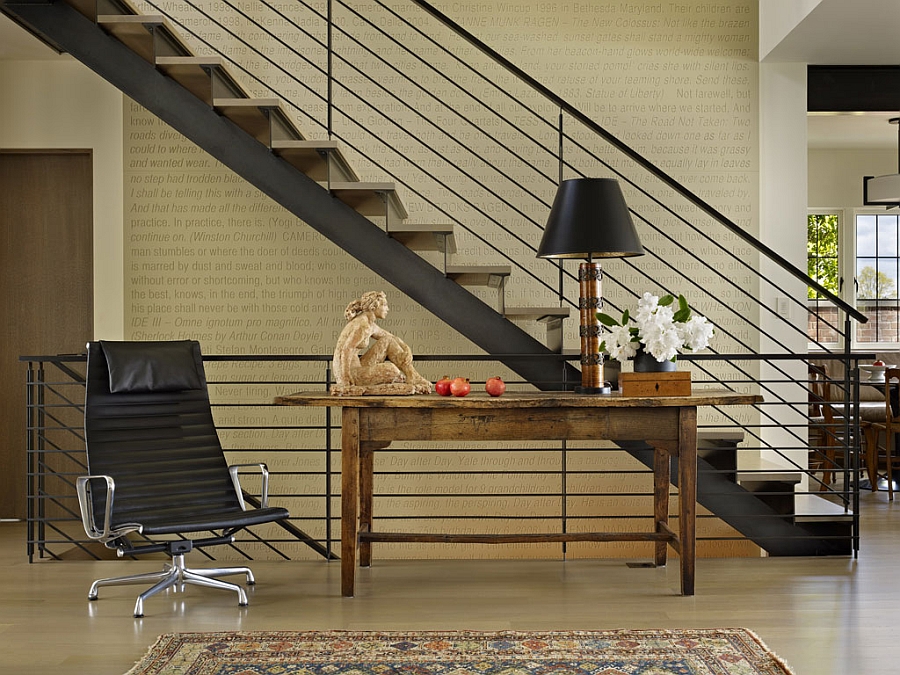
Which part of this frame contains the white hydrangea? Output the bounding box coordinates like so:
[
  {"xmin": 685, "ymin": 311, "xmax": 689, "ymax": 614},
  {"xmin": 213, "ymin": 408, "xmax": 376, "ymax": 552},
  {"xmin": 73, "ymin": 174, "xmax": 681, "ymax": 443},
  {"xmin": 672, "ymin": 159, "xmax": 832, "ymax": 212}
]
[
  {"xmin": 598, "ymin": 292, "xmax": 715, "ymax": 363},
  {"xmin": 606, "ymin": 324, "xmax": 640, "ymax": 361},
  {"xmin": 678, "ymin": 315, "xmax": 715, "ymax": 352}
]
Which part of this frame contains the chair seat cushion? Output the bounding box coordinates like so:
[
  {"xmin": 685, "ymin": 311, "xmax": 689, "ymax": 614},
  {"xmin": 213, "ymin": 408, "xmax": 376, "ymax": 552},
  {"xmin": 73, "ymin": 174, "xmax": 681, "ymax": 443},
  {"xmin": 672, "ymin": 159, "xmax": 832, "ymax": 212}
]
[{"xmin": 119, "ymin": 506, "xmax": 289, "ymax": 535}]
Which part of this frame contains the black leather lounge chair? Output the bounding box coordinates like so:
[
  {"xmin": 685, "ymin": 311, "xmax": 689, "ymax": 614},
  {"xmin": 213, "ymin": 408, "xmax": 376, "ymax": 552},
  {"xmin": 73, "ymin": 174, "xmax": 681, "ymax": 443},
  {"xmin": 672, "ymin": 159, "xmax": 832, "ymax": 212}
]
[{"xmin": 76, "ymin": 340, "xmax": 289, "ymax": 617}]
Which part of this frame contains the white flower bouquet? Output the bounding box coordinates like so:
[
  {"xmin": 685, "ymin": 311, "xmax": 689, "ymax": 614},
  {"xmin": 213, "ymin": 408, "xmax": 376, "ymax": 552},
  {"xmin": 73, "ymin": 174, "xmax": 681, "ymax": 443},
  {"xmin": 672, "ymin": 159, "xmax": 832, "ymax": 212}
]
[{"xmin": 597, "ymin": 292, "xmax": 715, "ymax": 364}]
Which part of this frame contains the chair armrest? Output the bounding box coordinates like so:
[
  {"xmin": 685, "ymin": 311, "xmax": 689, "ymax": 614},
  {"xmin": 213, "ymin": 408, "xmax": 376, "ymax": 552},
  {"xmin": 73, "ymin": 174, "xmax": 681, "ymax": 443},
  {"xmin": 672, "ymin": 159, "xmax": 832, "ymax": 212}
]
[
  {"xmin": 228, "ymin": 463, "xmax": 271, "ymax": 509},
  {"xmin": 75, "ymin": 475, "xmax": 142, "ymax": 542}
]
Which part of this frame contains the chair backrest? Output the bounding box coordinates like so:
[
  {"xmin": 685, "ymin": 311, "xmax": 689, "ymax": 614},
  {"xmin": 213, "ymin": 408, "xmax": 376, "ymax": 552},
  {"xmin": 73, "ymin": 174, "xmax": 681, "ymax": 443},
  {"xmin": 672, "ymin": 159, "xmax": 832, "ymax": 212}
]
[
  {"xmin": 884, "ymin": 368, "xmax": 900, "ymax": 427},
  {"xmin": 809, "ymin": 363, "xmax": 831, "ymax": 421},
  {"xmin": 84, "ymin": 340, "xmax": 242, "ymax": 528}
]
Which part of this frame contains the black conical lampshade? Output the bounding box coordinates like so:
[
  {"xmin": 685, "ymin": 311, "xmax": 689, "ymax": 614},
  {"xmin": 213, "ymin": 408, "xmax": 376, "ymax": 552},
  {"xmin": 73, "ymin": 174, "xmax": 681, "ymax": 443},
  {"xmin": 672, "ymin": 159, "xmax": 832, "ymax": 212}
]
[{"xmin": 537, "ymin": 178, "xmax": 644, "ymax": 259}]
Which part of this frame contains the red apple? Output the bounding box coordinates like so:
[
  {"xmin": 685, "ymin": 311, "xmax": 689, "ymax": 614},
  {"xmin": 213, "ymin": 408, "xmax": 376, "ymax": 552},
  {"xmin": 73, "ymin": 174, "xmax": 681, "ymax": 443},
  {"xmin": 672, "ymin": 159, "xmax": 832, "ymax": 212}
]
[
  {"xmin": 450, "ymin": 377, "xmax": 471, "ymax": 397},
  {"xmin": 874, "ymin": 360, "xmax": 886, "ymax": 366},
  {"xmin": 485, "ymin": 376, "xmax": 506, "ymax": 397},
  {"xmin": 435, "ymin": 376, "xmax": 453, "ymax": 396}
]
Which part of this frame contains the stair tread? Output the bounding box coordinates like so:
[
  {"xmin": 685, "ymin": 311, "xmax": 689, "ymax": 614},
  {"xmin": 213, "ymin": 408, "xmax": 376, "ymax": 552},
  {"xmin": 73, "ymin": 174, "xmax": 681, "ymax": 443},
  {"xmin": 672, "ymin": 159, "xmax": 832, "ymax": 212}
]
[
  {"xmin": 156, "ymin": 55, "xmax": 244, "ymax": 104},
  {"xmin": 331, "ymin": 182, "xmax": 409, "ymax": 220},
  {"xmin": 736, "ymin": 456, "xmax": 802, "ymax": 484},
  {"xmin": 389, "ymin": 222, "xmax": 454, "ymax": 234},
  {"xmin": 504, "ymin": 306, "xmax": 570, "ymax": 319},
  {"xmin": 213, "ymin": 98, "xmax": 304, "ymax": 145},
  {"xmin": 214, "ymin": 97, "xmax": 283, "ymax": 109},
  {"xmin": 98, "ymin": 13, "xmax": 191, "ymax": 61},
  {"xmin": 793, "ymin": 494, "xmax": 854, "ymax": 521},
  {"xmin": 446, "ymin": 265, "xmax": 511, "ymax": 289},
  {"xmin": 67, "ymin": 0, "xmax": 140, "ymax": 21},
  {"xmin": 389, "ymin": 223, "xmax": 456, "ymax": 253},
  {"xmin": 272, "ymin": 140, "xmax": 358, "ymax": 182},
  {"xmin": 98, "ymin": 14, "xmax": 165, "ymax": 25},
  {"xmin": 447, "ymin": 264, "xmax": 511, "ymax": 275}
]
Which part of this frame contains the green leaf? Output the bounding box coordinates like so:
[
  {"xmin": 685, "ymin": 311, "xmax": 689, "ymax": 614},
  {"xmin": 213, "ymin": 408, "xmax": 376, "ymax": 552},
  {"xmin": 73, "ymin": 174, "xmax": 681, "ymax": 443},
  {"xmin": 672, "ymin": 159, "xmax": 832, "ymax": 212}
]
[
  {"xmin": 596, "ymin": 312, "xmax": 619, "ymax": 327},
  {"xmin": 672, "ymin": 294, "xmax": 692, "ymax": 323},
  {"xmin": 621, "ymin": 309, "xmax": 630, "ymax": 324},
  {"xmin": 658, "ymin": 294, "xmax": 675, "ymax": 306},
  {"xmin": 599, "ymin": 340, "xmax": 607, "ymax": 353}
]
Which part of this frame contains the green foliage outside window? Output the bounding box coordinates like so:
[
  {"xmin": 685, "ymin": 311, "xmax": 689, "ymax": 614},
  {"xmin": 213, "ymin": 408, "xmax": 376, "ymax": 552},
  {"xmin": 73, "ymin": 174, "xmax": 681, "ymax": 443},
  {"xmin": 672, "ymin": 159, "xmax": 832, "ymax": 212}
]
[{"xmin": 808, "ymin": 214, "xmax": 839, "ymax": 299}]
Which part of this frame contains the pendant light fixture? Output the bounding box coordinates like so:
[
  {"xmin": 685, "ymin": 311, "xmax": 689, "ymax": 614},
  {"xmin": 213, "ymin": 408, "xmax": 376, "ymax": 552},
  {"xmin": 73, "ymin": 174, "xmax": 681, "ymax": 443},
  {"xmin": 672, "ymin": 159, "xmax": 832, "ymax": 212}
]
[{"xmin": 863, "ymin": 117, "xmax": 900, "ymax": 207}]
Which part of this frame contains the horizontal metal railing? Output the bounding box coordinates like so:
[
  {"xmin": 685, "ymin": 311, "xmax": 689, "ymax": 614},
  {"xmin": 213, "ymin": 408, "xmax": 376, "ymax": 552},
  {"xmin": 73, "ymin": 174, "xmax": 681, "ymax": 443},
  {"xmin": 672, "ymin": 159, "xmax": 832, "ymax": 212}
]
[{"xmin": 23, "ymin": 351, "xmax": 865, "ymax": 563}]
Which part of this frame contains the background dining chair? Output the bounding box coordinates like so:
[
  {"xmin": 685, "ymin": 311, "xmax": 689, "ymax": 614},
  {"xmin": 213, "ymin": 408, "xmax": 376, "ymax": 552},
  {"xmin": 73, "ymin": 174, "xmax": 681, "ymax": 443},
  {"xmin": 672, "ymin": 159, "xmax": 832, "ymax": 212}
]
[
  {"xmin": 76, "ymin": 340, "xmax": 290, "ymax": 617},
  {"xmin": 808, "ymin": 363, "xmax": 870, "ymax": 491},
  {"xmin": 864, "ymin": 367, "xmax": 900, "ymax": 499}
]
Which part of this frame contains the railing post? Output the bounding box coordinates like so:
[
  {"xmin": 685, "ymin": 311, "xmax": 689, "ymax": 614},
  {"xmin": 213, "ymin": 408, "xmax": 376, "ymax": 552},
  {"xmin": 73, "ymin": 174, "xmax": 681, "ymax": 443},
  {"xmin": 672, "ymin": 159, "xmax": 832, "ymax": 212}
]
[
  {"xmin": 25, "ymin": 362, "xmax": 35, "ymax": 563},
  {"xmin": 844, "ymin": 314, "xmax": 860, "ymax": 556},
  {"xmin": 36, "ymin": 362, "xmax": 46, "ymax": 559},
  {"xmin": 556, "ymin": 110, "xmax": 564, "ymax": 306},
  {"xmin": 325, "ymin": 363, "xmax": 333, "ymax": 560},
  {"xmin": 327, "ymin": 0, "xmax": 333, "ymax": 139}
]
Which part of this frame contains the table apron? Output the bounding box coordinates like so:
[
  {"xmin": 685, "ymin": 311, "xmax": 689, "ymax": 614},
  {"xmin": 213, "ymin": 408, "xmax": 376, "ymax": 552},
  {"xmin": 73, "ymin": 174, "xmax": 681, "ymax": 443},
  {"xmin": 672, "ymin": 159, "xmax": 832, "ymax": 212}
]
[{"xmin": 357, "ymin": 406, "xmax": 682, "ymax": 442}]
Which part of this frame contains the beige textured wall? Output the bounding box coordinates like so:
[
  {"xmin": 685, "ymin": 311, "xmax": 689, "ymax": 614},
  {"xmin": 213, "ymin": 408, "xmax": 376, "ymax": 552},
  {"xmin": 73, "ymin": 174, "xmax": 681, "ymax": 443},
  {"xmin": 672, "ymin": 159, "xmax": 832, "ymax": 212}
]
[
  {"xmin": 123, "ymin": 0, "xmax": 760, "ymax": 559},
  {"xmin": 1, "ymin": 59, "xmax": 125, "ymax": 339}
]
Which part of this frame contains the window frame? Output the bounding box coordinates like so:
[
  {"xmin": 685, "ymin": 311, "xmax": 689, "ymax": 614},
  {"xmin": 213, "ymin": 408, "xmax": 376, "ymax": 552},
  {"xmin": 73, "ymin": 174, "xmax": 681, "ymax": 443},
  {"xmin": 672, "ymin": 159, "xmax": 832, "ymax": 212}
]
[
  {"xmin": 852, "ymin": 208, "xmax": 900, "ymax": 350},
  {"xmin": 807, "ymin": 209, "xmax": 844, "ymax": 350}
]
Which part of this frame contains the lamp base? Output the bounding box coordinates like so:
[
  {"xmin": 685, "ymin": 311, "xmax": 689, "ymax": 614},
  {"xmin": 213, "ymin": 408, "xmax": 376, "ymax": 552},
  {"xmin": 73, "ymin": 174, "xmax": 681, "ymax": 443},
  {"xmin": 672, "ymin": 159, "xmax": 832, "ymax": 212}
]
[{"xmin": 575, "ymin": 383, "xmax": 612, "ymax": 395}]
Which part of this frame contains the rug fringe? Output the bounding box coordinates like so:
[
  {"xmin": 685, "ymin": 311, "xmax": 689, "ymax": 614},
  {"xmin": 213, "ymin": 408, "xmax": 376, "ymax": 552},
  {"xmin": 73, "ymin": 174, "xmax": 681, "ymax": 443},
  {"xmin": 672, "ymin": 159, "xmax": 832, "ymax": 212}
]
[
  {"xmin": 742, "ymin": 627, "xmax": 796, "ymax": 675},
  {"xmin": 123, "ymin": 634, "xmax": 171, "ymax": 675}
]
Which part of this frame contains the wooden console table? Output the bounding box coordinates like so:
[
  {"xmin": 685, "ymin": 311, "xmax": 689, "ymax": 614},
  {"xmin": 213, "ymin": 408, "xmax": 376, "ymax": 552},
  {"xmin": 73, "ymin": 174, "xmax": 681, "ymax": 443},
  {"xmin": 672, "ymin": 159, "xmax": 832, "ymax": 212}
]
[{"xmin": 275, "ymin": 390, "xmax": 761, "ymax": 597}]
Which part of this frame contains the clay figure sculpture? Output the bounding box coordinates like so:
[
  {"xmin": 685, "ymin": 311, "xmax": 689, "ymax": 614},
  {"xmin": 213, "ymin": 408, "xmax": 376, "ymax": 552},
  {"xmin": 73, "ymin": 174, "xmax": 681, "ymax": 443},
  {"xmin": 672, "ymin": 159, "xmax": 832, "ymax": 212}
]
[{"xmin": 330, "ymin": 291, "xmax": 432, "ymax": 396}]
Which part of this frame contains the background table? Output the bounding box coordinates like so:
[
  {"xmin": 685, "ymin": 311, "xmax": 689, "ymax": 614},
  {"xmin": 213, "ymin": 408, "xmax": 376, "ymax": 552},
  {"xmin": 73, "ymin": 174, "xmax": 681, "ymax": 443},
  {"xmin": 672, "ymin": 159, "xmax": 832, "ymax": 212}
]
[{"xmin": 275, "ymin": 390, "xmax": 761, "ymax": 597}]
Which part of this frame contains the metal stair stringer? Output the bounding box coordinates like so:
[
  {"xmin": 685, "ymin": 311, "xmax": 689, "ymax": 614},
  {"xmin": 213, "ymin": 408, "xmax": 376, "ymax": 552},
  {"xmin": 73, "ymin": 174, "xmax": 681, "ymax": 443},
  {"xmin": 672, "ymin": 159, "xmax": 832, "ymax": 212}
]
[
  {"xmin": 620, "ymin": 441, "xmax": 850, "ymax": 556},
  {"xmin": 1, "ymin": 0, "xmax": 579, "ymax": 388}
]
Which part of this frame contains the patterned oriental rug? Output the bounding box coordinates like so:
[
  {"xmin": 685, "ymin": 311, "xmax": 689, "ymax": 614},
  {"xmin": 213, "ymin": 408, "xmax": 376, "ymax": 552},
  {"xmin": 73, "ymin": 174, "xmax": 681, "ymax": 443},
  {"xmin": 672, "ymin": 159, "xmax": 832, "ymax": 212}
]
[{"xmin": 125, "ymin": 629, "xmax": 795, "ymax": 675}]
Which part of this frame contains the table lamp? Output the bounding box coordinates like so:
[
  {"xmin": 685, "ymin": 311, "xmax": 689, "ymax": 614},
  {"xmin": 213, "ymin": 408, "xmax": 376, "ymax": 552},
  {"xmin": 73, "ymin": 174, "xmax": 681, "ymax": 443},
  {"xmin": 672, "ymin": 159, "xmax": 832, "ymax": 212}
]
[{"xmin": 537, "ymin": 177, "xmax": 644, "ymax": 394}]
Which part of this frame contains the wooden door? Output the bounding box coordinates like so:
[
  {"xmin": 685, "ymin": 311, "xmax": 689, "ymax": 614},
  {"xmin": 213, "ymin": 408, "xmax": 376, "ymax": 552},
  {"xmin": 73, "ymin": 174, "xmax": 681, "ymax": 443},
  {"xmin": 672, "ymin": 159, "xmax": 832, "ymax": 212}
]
[{"xmin": 0, "ymin": 151, "xmax": 93, "ymax": 519}]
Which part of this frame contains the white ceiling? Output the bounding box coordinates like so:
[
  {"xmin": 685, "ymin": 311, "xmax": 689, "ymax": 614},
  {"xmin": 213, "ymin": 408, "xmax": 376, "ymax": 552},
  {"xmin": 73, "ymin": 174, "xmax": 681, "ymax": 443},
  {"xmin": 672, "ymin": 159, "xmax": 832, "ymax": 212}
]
[{"xmin": 1, "ymin": 1, "xmax": 899, "ymax": 148}]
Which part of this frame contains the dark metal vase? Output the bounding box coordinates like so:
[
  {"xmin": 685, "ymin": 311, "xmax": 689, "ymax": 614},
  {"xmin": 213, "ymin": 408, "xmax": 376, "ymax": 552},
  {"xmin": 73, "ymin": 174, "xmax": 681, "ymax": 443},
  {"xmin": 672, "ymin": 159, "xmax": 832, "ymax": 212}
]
[{"xmin": 633, "ymin": 347, "xmax": 677, "ymax": 373}]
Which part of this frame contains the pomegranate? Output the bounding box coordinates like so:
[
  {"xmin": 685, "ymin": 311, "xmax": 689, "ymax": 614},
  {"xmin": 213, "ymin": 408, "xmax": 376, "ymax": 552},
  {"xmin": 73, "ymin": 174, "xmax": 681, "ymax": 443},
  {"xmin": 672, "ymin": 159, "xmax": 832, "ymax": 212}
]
[
  {"xmin": 485, "ymin": 376, "xmax": 506, "ymax": 397},
  {"xmin": 449, "ymin": 377, "xmax": 471, "ymax": 397},
  {"xmin": 435, "ymin": 376, "xmax": 453, "ymax": 396}
]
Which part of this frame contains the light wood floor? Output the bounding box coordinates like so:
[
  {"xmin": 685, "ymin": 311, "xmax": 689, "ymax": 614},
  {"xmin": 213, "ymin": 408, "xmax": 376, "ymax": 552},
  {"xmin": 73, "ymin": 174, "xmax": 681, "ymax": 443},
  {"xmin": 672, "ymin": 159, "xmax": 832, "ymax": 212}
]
[{"xmin": 2, "ymin": 491, "xmax": 897, "ymax": 675}]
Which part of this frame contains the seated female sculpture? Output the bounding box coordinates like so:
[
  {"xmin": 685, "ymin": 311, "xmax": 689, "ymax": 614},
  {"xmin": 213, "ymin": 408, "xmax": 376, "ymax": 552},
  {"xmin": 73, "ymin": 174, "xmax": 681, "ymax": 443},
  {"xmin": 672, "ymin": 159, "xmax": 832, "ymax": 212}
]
[{"xmin": 330, "ymin": 291, "xmax": 432, "ymax": 396}]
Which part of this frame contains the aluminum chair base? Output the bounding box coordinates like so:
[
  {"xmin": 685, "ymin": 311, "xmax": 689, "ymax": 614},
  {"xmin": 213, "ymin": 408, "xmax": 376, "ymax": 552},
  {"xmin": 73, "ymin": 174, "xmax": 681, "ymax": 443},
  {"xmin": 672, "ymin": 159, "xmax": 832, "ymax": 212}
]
[{"xmin": 87, "ymin": 553, "xmax": 255, "ymax": 617}]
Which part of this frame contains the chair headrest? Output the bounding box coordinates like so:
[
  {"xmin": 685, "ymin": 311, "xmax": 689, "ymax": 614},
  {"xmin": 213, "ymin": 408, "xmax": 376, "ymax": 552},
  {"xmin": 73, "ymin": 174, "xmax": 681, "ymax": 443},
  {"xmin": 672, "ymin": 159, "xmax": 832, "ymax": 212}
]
[{"xmin": 100, "ymin": 340, "xmax": 203, "ymax": 393}]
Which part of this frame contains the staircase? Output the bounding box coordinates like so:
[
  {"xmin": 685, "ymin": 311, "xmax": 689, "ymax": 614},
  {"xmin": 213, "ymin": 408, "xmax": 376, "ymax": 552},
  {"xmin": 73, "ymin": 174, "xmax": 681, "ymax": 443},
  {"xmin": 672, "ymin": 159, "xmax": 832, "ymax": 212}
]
[
  {"xmin": 6, "ymin": 0, "xmax": 577, "ymax": 386},
  {"xmin": 2, "ymin": 0, "xmax": 855, "ymax": 556}
]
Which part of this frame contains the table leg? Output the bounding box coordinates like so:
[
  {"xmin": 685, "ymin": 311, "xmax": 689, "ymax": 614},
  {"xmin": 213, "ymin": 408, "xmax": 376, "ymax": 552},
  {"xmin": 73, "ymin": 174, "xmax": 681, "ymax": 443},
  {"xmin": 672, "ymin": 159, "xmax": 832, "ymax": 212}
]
[
  {"xmin": 678, "ymin": 406, "xmax": 697, "ymax": 596},
  {"xmin": 359, "ymin": 442, "xmax": 376, "ymax": 567},
  {"xmin": 341, "ymin": 407, "xmax": 360, "ymax": 597},
  {"xmin": 653, "ymin": 443, "xmax": 670, "ymax": 568}
]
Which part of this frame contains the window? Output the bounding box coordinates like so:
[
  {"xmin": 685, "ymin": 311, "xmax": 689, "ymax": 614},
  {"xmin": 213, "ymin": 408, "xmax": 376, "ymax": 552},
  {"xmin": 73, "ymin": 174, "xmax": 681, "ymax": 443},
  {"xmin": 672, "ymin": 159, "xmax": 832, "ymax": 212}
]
[
  {"xmin": 807, "ymin": 213, "xmax": 841, "ymax": 346},
  {"xmin": 808, "ymin": 211, "xmax": 900, "ymax": 347},
  {"xmin": 855, "ymin": 213, "xmax": 900, "ymax": 344}
]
